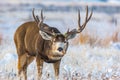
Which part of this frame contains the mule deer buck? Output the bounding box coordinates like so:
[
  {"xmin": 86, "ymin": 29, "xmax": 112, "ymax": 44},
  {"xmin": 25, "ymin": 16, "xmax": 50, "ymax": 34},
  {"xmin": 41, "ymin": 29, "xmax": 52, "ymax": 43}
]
[{"xmin": 14, "ymin": 6, "xmax": 92, "ymax": 80}]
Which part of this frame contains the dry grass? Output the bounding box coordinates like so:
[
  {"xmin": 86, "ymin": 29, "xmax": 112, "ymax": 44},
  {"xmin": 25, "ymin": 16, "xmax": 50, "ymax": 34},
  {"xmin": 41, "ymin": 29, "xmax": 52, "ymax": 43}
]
[
  {"xmin": 71, "ymin": 29, "xmax": 120, "ymax": 47},
  {"xmin": 112, "ymin": 25, "xmax": 120, "ymax": 43}
]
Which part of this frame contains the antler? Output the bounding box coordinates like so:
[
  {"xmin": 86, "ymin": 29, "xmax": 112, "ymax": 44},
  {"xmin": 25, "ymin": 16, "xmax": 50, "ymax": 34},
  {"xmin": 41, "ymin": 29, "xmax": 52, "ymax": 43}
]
[
  {"xmin": 32, "ymin": 9, "xmax": 57, "ymax": 37},
  {"xmin": 77, "ymin": 6, "xmax": 93, "ymax": 33},
  {"xmin": 66, "ymin": 6, "xmax": 93, "ymax": 36},
  {"xmin": 32, "ymin": 8, "xmax": 44, "ymax": 26}
]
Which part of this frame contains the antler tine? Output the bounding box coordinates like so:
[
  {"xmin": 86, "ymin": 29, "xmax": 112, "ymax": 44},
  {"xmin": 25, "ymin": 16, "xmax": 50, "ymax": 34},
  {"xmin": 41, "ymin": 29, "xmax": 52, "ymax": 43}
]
[
  {"xmin": 36, "ymin": 15, "xmax": 40, "ymax": 22},
  {"xmin": 81, "ymin": 6, "xmax": 88, "ymax": 31},
  {"xmin": 40, "ymin": 9, "xmax": 44, "ymax": 22},
  {"xmin": 84, "ymin": 5, "xmax": 89, "ymax": 25},
  {"xmin": 86, "ymin": 10, "xmax": 93, "ymax": 22},
  {"xmin": 78, "ymin": 9, "xmax": 81, "ymax": 31},
  {"xmin": 38, "ymin": 9, "xmax": 44, "ymax": 28},
  {"xmin": 81, "ymin": 10, "xmax": 92, "ymax": 31},
  {"xmin": 32, "ymin": 8, "xmax": 39, "ymax": 23},
  {"xmin": 80, "ymin": 5, "xmax": 92, "ymax": 32}
]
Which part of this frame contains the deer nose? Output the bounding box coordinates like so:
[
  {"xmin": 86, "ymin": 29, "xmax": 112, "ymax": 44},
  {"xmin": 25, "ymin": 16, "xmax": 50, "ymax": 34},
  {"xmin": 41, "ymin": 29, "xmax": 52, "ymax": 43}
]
[{"xmin": 57, "ymin": 47, "xmax": 63, "ymax": 52}]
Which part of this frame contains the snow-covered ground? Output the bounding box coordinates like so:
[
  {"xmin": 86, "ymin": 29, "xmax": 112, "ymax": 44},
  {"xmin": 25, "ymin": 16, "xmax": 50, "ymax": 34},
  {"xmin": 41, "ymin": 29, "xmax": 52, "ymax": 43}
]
[
  {"xmin": 0, "ymin": 44, "xmax": 120, "ymax": 80},
  {"xmin": 0, "ymin": 4, "xmax": 120, "ymax": 80}
]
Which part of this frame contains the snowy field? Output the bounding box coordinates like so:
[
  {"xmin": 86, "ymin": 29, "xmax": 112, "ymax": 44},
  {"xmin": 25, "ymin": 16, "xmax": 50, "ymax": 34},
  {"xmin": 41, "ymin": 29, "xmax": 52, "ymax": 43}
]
[{"xmin": 0, "ymin": 4, "xmax": 120, "ymax": 80}]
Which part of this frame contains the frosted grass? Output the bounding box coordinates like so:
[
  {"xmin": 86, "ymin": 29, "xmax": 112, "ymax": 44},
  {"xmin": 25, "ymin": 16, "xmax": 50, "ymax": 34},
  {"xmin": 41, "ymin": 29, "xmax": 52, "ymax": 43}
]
[{"xmin": 0, "ymin": 44, "xmax": 119, "ymax": 80}]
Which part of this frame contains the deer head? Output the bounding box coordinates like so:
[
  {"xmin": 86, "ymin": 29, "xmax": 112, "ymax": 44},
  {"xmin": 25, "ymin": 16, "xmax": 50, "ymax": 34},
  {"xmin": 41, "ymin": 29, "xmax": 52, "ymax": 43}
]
[{"xmin": 32, "ymin": 6, "xmax": 92, "ymax": 60}]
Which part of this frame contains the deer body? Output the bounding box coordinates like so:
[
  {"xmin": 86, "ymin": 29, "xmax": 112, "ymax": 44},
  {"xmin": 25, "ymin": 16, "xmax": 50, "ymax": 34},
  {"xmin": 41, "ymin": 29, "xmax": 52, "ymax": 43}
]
[
  {"xmin": 14, "ymin": 21, "xmax": 65, "ymax": 62},
  {"xmin": 14, "ymin": 6, "xmax": 92, "ymax": 80},
  {"xmin": 14, "ymin": 21, "xmax": 68, "ymax": 80},
  {"xmin": 14, "ymin": 22, "xmax": 38, "ymax": 56}
]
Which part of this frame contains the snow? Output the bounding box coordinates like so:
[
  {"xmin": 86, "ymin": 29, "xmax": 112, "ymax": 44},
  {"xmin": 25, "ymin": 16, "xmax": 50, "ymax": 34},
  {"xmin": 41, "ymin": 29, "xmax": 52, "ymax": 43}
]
[
  {"xmin": 0, "ymin": 44, "xmax": 119, "ymax": 80},
  {"xmin": 0, "ymin": 3, "xmax": 120, "ymax": 80}
]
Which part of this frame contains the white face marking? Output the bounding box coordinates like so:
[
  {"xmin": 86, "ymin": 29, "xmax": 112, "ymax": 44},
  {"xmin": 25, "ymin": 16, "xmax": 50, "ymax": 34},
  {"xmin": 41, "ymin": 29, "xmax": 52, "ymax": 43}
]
[
  {"xmin": 52, "ymin": 42, "xmax": 66, "ymax": 55},
  {"xmin": 56, "ymin": 42, "xmax": 65, "ymax": 49},
  {"xmin": 50, "ymin": 42, "xmax": 68, "ymax": 60},
  {"xmin": 55, "ymin": 42, "xmax": 66, "ymax": 52}
]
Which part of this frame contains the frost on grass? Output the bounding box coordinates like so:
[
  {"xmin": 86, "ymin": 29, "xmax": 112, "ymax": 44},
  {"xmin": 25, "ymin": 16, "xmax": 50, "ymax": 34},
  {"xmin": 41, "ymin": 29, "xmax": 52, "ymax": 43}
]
[
  {"xmin": 60, "ymin": 45, "xmax": 120, "ymax": 80},
  {"xmin": 0, "ymin": 44, "xmax": 120, "ymax": 80}
]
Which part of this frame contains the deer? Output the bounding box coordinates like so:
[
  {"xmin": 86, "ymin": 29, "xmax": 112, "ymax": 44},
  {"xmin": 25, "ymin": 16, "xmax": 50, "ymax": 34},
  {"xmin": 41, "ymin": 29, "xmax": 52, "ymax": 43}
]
[{"xmin": 14, "ymin": 6, "xmax": 92, "ymax": 80}]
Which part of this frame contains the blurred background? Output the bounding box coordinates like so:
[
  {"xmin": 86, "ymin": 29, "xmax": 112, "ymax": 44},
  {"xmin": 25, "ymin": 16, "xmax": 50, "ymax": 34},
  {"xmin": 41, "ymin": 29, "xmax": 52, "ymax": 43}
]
[
  {"xmin": 0, "ymin": 0, "xmax": 120, "ymax": 80},
  {"xmin": 0, "ymin": 0, "xmax": 120, "ymax": 46}
]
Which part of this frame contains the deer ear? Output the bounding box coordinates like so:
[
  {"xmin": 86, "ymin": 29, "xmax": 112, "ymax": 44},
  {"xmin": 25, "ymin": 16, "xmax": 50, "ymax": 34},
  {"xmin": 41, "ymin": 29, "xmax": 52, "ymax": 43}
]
[
  {"xmin": 65, "ymin": 29, "xmax": 77, "ymax": 40},
  {"xmin": 39, "ymin": 31, "xmax": 52, "ymax": 40}
]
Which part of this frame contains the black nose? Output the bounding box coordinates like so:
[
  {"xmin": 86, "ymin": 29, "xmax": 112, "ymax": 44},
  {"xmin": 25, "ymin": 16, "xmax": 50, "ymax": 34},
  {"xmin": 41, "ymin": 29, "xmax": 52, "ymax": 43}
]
[{"xmin": 57, "ymin": 47, "xmax": 63, "ymax": 52}]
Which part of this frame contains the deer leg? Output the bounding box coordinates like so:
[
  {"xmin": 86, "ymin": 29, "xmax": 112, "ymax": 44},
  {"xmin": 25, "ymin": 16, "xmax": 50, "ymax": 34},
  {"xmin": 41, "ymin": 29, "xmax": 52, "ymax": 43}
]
[
  {"xmin": 53, "ymin": 61, "xmax": 61, "ymax": 80},
  {"xmin": 36, "ymin": 54, "xmax": 43, "ymax": 80},
  {"xmin": 17, "ymin": 53, "xmax": 27, "ymax": 76},
  {"xmin": 17, "ymin": 56, "xmax": 22, "ymax": 80},
  {"xmin": 18, "ymin": 53, "xmax": 34, "ymax": 80},
  {"xmin": 23, "ymin": 55, "xmax": 34, "ymax": 80}
]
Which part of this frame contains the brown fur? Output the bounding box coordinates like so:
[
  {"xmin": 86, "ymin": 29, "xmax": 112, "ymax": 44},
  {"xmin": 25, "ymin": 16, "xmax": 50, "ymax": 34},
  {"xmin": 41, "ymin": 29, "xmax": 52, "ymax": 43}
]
[{"xmin": 14, "ymin": 21, "xmax": 65, "ymax": 80}]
